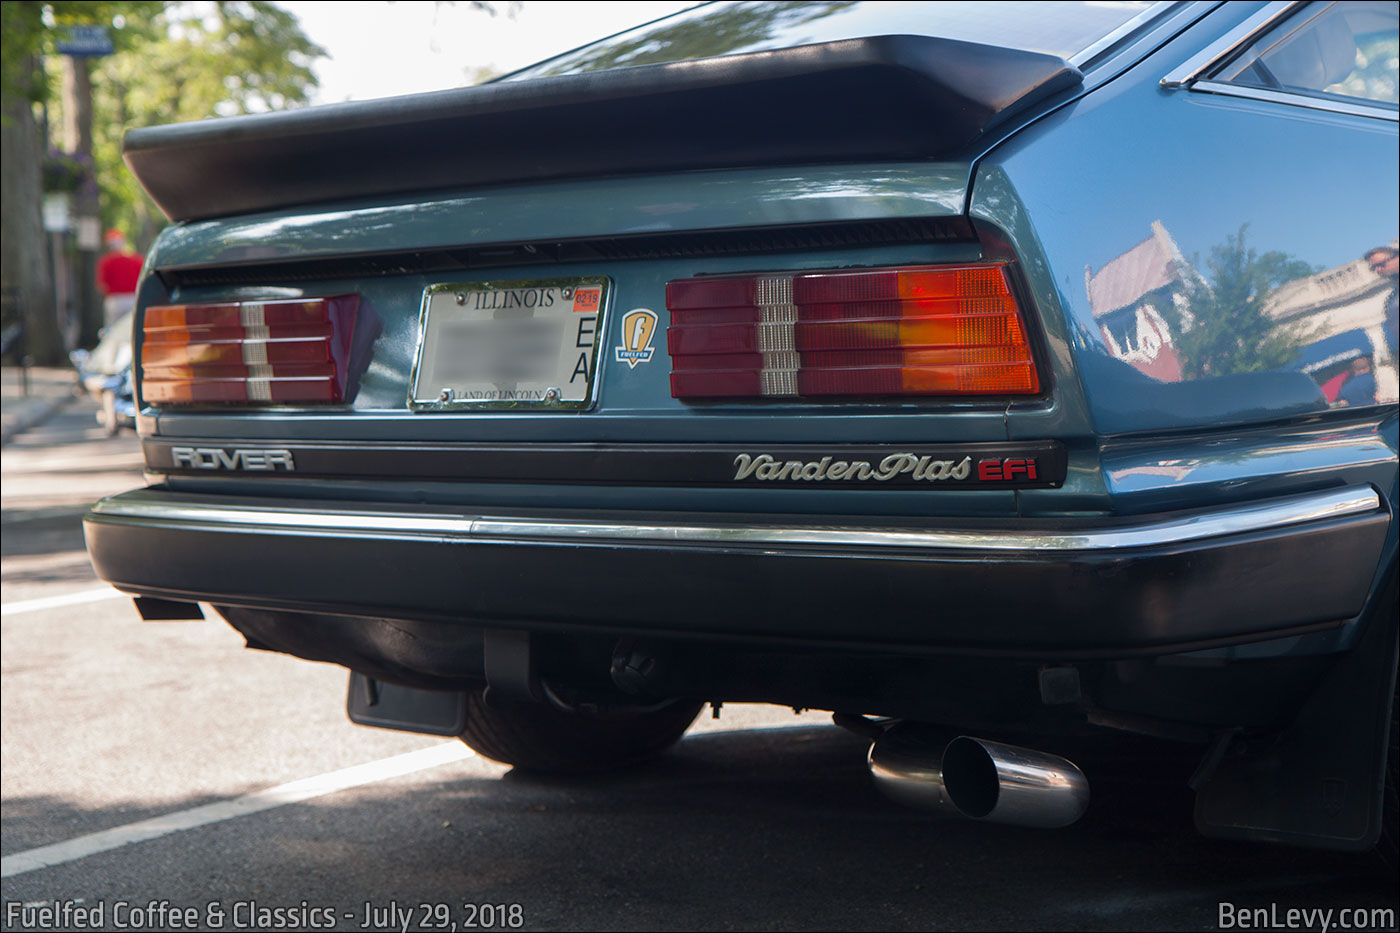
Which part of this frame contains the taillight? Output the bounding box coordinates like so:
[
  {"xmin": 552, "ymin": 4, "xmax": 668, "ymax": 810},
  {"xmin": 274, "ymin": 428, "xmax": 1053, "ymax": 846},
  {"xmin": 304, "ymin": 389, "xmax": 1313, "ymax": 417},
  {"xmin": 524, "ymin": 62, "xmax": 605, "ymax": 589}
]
[
  {"xmin": 141, "ymin": 296, "xmax": 359, "ymax": 405},
  {"xmin": 667, "ymin": 265, "xmax": 1039, "ymax": 399}
]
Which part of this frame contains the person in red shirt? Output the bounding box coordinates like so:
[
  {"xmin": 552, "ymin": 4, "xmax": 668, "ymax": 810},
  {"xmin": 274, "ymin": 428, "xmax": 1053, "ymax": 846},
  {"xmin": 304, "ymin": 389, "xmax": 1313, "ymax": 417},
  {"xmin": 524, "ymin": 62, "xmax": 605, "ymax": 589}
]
[{"xmin": 96, "ymin": 228, "xmax": 143, "ymax": 325}]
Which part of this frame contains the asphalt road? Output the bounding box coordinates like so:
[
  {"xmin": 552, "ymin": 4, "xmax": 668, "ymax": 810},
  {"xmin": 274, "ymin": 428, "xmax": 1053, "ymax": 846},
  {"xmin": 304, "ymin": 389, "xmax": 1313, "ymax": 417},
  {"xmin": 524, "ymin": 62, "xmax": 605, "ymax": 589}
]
[{"xmin": 2, "ymin": 400, "xmax": 1396, "ymax": 932}]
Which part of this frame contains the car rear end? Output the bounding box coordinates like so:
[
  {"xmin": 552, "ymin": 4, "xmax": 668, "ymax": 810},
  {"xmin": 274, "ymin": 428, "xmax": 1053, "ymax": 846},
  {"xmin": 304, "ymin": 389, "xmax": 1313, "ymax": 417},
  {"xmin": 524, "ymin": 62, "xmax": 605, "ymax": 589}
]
[{"xmin": 85, "ymin": 1, "xmax": 1399, "ymax": 855}]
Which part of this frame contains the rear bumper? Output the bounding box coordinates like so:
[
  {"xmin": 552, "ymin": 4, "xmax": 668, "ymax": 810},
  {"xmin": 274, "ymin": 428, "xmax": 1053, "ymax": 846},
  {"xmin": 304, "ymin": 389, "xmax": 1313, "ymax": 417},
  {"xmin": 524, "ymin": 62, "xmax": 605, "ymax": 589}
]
[{"xmin": 84, "ymin": 485, "xmax": 1390, "ymax": 658}]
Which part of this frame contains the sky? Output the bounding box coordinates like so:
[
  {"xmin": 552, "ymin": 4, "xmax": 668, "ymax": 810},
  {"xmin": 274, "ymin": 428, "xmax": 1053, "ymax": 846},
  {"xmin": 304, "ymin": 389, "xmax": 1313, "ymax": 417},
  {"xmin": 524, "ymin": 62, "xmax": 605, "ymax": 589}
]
[{"xmin": 279, "ymin": 1, "xmax": 698, "ymax": 104}]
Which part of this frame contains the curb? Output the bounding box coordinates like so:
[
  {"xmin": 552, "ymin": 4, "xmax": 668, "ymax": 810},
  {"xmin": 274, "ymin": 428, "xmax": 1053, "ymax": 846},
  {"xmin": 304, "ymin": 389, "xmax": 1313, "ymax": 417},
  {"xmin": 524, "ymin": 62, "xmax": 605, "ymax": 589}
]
[{"xmin": 1, "ymin": 393, "xmax": 76, "ymax": 447}]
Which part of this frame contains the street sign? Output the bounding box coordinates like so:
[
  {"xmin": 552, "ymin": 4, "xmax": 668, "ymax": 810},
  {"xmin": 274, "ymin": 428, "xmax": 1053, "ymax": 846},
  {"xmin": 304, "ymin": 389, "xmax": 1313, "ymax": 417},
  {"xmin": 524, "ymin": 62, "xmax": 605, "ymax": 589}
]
[
  {"xmin": 42, "ymin": 194, "xmax": 72, "ymax": 233},
  {"xmin": 56, "ymin": 25, "xmax": 113, "ymax": 57}
]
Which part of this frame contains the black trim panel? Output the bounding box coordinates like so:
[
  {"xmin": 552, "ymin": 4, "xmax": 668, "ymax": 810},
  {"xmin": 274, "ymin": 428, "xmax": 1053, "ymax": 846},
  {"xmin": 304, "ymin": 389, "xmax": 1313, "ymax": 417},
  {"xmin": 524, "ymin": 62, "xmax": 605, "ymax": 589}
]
[
  {"xmin": 143, "ymin": 439, "xmax": 1068, "ymax": 489},
  {"xmin": 124, "ymin": 36, "xmax": 1080, "ymax": 221},
  {"xmin": 158, "ymin": 218, "xmax": 975, "ymax": 288}
]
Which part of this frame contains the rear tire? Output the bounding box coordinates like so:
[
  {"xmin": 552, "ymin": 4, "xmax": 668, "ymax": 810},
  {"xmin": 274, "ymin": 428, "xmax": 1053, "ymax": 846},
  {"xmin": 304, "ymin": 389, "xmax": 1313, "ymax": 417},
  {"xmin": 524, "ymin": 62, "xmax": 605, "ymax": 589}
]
[{"xmin": 458, "ymin": 691, "xmax": 702, "ymax": 774}]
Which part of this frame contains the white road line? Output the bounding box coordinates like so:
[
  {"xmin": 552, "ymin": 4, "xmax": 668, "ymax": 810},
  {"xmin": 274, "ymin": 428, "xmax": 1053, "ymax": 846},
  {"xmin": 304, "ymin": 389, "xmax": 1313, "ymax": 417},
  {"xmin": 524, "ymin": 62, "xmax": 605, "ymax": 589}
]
[
  {"xmin": 1, "ymin": 587, "xmax": 125, "ymax": 617},
  {"xmin": 1, "ymin": 742, "xmax": 473, "ymax": 878}
]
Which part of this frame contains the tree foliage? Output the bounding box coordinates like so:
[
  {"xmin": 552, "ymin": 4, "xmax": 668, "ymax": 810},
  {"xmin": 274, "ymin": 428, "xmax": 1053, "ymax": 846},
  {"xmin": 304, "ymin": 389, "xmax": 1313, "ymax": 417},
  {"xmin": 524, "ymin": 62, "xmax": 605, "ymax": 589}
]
[
  {"xmin": 4, "ymin": 2, "xmax": 327, "ymax": 246},
  {"xmin": 1160, "ymin": 227, "xmax": 1317, "ymax": 379},
  {"xmin": 2, "ymin": 1, "xmax": 326, "ymax": 360},
  {"xmin": 3, "ymin": 3, "xmax": 168, "ymax": 108},
  {"xmin": 105, "ymin": 2, "xmax": 326, "ymax": 124},
  {"xmin": 89, "ymin": 2, "xmax": 327, "ymax": 242}
]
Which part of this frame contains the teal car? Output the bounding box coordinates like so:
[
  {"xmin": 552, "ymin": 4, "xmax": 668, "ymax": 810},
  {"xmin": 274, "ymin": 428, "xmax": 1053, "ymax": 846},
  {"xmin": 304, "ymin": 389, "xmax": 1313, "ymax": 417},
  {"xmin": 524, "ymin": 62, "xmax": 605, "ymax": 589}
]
[{"xmin": 85, "ymin": 1, "xmax": 1399, "ymax": 860}]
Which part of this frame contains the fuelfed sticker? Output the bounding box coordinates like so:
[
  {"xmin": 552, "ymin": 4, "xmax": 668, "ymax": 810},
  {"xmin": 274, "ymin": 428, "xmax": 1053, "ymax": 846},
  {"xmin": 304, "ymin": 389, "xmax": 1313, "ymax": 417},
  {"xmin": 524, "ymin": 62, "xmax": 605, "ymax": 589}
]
[{"xmin": 615, "ymin": 308, "xmax": 658, "ymax": 368}]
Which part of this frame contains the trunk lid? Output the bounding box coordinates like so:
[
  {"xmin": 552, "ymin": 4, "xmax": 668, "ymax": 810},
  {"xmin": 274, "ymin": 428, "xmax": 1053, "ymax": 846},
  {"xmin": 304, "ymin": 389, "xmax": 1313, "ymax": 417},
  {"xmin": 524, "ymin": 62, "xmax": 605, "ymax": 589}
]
[{"xmin": 124, "ymin": 8, "xmax": 1178, "ymax": 518}]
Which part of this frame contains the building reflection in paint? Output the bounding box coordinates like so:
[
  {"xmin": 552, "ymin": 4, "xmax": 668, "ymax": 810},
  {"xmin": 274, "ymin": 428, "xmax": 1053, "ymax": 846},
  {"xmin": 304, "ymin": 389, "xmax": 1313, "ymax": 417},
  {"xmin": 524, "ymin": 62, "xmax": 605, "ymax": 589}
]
[{"xmin": 1087, "ymin": 223, "xmax": 1399, "ymax": 407}]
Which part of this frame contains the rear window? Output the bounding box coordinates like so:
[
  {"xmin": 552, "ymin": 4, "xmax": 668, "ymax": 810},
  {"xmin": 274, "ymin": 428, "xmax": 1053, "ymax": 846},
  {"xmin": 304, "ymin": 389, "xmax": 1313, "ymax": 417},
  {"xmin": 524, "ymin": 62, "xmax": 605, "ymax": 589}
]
[
  {"xmin": 1216, "ymin": 0, "xmax": 1399, "ymax": 107},
  {"xmin": 504, "ymin": 0, "xmax": 1164, "ymax": 80}
]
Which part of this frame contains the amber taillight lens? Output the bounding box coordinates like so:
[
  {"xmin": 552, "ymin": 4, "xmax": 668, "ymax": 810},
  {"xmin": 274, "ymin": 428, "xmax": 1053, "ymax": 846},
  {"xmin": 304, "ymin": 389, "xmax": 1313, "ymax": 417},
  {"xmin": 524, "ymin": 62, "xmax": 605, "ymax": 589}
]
[
  {"xmin": 141, "ymin": 296, "xmax": 359, "ymax": 405},
  {"xmin": 667, "ymin": 265, "xmax": 1039, "ymax": 399}
]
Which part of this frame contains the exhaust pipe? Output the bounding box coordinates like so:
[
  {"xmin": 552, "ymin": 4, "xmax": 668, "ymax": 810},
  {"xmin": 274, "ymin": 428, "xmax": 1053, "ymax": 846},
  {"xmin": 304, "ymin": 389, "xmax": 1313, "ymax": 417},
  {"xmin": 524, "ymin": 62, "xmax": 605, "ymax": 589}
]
[{"xmin": 868, "ymin": 726, "xmax": 1089, "ymax": 829}]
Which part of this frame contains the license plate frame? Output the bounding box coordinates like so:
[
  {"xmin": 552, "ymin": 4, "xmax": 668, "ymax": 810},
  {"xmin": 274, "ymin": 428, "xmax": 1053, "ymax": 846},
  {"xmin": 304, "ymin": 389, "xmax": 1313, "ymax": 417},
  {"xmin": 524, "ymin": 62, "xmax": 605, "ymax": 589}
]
[{"xmin": 409, "ymin": 275, "xmax": 611, "ymax": 411}]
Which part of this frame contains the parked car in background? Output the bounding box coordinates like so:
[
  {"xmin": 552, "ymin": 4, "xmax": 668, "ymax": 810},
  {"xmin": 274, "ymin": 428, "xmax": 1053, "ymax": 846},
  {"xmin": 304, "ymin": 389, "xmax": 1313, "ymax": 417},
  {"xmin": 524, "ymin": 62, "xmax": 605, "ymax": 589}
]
[{"xmin": 85, "ymin": 0, "xmax": 1398, "ymax": 863}]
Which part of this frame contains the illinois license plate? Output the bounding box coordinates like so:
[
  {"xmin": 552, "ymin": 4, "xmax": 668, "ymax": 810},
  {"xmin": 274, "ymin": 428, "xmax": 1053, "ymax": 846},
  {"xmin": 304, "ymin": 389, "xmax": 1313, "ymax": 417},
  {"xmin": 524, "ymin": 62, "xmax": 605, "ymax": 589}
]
[{"xmin": 409, "ymin": 276, "xmax": 610, "ymax": 410}]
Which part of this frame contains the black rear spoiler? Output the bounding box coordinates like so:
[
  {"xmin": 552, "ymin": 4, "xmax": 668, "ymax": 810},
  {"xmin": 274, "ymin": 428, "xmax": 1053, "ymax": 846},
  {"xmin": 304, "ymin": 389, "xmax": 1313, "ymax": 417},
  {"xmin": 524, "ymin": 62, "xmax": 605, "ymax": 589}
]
[{"xmin": 124, "ymin": 35, "xmax": 1081, "ymax": 222}]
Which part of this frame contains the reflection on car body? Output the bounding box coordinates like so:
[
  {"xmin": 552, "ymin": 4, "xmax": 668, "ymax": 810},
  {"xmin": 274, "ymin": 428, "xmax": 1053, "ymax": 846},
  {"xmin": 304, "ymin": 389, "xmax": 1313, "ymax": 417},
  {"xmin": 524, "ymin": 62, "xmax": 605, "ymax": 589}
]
[
  {"xmin": 85, "ymin": 0, "xmax": 1399, "ymax": 864},
  {"xmin": 1090, "ymin": 222, "xmax": 1400, "ymax": 406}
]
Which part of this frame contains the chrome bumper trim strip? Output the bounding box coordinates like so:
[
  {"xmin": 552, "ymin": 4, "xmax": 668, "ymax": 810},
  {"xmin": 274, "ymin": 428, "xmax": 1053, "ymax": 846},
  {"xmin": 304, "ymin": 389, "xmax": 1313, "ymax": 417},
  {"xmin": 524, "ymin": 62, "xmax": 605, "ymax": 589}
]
[{"xmin": 89, "ymin": 486, "xmax": 1383, "ymax": 554}]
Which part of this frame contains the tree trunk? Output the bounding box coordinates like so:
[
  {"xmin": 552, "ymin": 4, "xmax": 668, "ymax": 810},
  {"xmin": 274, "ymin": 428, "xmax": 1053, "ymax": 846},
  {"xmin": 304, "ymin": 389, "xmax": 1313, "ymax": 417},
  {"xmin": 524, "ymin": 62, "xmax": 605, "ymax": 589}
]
[
  {"xmin": 1, "ymin": 65, "xmax": 64, "ymax": 365},
  {"xmin": 61, "ymin": 55, "xmax": 93, "ymax": 155},
  {"xmin": 63, "ymin": 55, "xmax": 102, "ymax": 348}
]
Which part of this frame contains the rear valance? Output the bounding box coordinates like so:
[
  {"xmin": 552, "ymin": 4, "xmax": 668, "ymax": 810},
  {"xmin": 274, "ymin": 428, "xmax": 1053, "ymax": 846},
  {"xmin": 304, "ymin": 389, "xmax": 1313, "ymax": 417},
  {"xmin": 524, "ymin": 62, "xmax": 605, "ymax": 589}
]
[{"xmin": 123, "ymin": 35, "xmax": 1080, "ymax": 222}]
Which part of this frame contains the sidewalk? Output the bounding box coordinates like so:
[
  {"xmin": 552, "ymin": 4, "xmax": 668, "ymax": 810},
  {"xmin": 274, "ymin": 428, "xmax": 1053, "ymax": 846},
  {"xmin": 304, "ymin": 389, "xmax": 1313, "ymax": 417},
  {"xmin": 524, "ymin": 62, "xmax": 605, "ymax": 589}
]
[{"xmin": 1, "ymin": 365, "xmax": 80, "ymax": 446}]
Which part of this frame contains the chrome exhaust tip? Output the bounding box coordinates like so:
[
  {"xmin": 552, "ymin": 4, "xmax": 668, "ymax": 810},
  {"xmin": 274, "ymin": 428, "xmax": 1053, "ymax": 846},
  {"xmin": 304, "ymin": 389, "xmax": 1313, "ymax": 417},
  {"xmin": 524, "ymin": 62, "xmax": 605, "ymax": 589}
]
[
  {"xmin": 867, "ymin": 723, "xmax": 956, "ymax": 813},
  {"xmin": 940, "ymin": 735, "xmax": 1090, "ymax": 829},
  {"xmin": 868, "ymin": 726, "xmax": 1090, "ymax": 829}
]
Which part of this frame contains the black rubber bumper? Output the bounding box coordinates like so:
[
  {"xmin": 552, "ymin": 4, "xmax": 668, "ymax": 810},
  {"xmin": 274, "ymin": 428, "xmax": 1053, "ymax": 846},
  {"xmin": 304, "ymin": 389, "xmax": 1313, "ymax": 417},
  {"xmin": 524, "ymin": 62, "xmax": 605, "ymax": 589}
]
[{"xmin": 83, "ymin": 485, "xmax": 1391, "ymax": 657}]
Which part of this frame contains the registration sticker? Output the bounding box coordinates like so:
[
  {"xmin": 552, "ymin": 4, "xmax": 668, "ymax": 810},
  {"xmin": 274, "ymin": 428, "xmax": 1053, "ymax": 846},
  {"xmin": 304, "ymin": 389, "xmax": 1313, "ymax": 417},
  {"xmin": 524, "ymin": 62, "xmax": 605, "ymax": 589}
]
[{"xmin": 572, "ymin": 287, "xmax": 602, "ymax": 314}]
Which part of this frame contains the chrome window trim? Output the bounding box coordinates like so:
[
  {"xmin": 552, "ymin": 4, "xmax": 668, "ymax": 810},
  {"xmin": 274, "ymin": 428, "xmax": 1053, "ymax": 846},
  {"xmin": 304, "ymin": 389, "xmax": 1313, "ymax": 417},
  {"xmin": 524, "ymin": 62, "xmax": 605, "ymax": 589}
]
[
  {"xmin": 1189, "ymin": 79, "xmax": 1400, "ymax": 120},
  {"xmin": 90, "ymin": 485, "xmax": 1383, "ymax": 554},
  {"xmin": 1160, "ymin": 0, "xmax": 1304, "ymax": 87},
  {"xmin": 1068, "ymin": 1, "xmax": 1182, "ymax": 68},
  {"xmin": 1161, "ymin": 0, "xmax": 1400, "ymax": 120}
]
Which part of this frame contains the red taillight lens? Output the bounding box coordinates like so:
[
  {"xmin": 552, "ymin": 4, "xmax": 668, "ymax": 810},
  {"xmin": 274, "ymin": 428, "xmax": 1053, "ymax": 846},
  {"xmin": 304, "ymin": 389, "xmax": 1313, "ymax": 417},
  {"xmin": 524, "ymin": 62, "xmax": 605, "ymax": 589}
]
[
  {"xmin": 667, "ymin": 266, "xmax": 1039, "ymax": 399},
  {"xmin": 141, "ymin": 296, "xmax": 359, "ymax": 405}
]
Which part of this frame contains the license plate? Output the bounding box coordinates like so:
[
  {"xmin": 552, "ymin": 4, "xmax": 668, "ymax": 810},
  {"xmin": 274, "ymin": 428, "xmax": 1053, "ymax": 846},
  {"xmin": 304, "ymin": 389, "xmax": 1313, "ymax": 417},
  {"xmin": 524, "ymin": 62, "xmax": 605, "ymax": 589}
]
[{"xmin": 409, "ymin": 276, "xmax": 610, "ymax": 410}]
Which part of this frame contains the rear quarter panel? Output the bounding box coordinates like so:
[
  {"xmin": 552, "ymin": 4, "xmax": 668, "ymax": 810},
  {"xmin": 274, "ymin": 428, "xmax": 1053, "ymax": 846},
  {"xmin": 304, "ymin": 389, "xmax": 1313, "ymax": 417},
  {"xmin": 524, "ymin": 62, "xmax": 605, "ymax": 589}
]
[
  {"xmin": 972, "ymin": 0, "xmax": 1398, "ymax": 657},
  {"xmin": 974, "ymin": 3, "xmax": 1398, "ymax": 438}
]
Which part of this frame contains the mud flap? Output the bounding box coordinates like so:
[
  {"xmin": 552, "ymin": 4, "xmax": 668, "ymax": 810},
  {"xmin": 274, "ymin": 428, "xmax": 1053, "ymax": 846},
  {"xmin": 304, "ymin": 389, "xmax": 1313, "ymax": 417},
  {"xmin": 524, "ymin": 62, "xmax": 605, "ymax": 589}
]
[
  {"xmin": 346, "ymin": 671, "xmax": 469, "ymax": 736},
  {"xmin": 1194, "ymin": 579, "xmax": 1397, "ymax": 851},
  {"xmin": 134, "ymin": 597, "xmax": 204, "ymax": 620}
]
